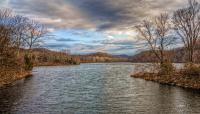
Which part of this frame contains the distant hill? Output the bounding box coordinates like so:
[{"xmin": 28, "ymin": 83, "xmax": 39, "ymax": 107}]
[
  {"xmin": 85, "ymin": 52, "xmax": 131, "ymax": 59},
  {"xmin": 113, "ymin": 54, "xmax": 132, "ymax": 59},
  {"xmin": 34, "ymin": 48, "xmax": 200, "ymax": 64},
  {"xmin": 29, "ymin": 48, "xmax": 200, "ymax": 64},
  {"xmin": 86, "ymin": 52, "xmax": 114, "ymax": 58},
  {"xmin": 23, "ymin": 49, "xmax": 130, "ymax": 65},
  {"xmin": 18, "ymin": 48, "xmax": 80, "ymax": 66},
  {"xmin": 73, "ymin": 52, "xmax": 129, "ymax": 63},
  {"xmin": 130, "ymin": 47, "xmax": 200, "ymax": 63}
]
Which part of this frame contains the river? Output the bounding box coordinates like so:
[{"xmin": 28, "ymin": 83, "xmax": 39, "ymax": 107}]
[{"xmin": 0, "ymin": 63, "xmax": 200, "ymax": 114}]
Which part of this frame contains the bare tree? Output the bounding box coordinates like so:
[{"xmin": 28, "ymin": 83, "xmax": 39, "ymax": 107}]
[
  {"xmin": 24, "ymin": 20, "xmax": 47, "ymax": 51},
  {"xmin": 12, "ymin": 16, "xmax": 29, "ymax": 53},
  {"xmin": 0, "ymin": 9, "xmax": 17, "ymax": 67},
  {"xmin": 173, "ymin": 0, "xmax": 200, "ymax": 63},
  {"xmin": 136, "ymin": 13, "xmax": 174, "ymax": 65},
  {"xmin": 0, "ymin": 9, "xmax": 13, "ymax": 46},
  {"xmin": 0, "ymin": 25, "xmax": 12, "ymax": 66},
  {"xmin": 0, "ymin": 9, "xmax": 31, "ymax": 57},
  {"xmin": 0, "ymin": 8, "xmax": 47, "ymax": 69},
  {"xmin": 0, "ymin": 9, "xmax": 12, "ymax": 23}
]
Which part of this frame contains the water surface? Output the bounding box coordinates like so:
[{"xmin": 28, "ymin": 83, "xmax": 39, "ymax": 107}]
[{"xmin": 0, "ymin": 63, "xmax": 200, "ymax": 114}]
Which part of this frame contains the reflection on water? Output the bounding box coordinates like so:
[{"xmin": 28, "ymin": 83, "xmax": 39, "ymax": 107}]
[{"xmin": 0, "ymin": 63, "xmax": 200, "ymax": 114}]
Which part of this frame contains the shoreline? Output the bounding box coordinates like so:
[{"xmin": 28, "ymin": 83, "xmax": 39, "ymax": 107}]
[
  {"xmin": 0, "ymin": 70, "xmax": 32, "ymax": 88},
  {"xmin": 131, "ymin": 73, "xmax": 200, "ymax": 89},
  {"xmin": 0, "ymin": 63, "xmax": 82, "ymax": 87},
  {"xmin": 34, "ymin": 63, "xmax": 77, "ymax": 67},
  {"xmin": 0, "ymin": 64, "xmax": 74, "ymax": 87}
]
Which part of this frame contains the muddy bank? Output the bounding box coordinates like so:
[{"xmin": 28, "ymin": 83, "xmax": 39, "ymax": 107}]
[{"xmin": 131, "ymin": 73, "xmax": 200, "ymax": 89}]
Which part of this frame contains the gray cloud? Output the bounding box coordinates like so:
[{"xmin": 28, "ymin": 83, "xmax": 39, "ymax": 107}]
[
  {"xmin": 8, "ymin": 0, "xmax": 95, "ymax": 29},
  {"xmin": 69, "ymin": 0, "xmax": 187, "ymax": 30},
  {"xmin": 6, "ymin": 0, "xmax": 188, "ymax": 55},
  {"xmin": 8, "ymin": 0, "xmax": 187, "ymax": 30},
  {"xmin": 99, "ymin": 39, "xmax": 135, "ymax": 46}
]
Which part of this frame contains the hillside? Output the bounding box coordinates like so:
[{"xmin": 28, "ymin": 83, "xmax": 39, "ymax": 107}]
[
  {"xmin": 18, "ymin": 48, "xmax": 80, "ymax": 66},
  {"xmin": 23, "ymin": 49, "xmax": 129, "ymax": 65},
  {"xmin": 131, "ymin": 47, "xmax": 200, "ymax": 63},
  {"xmin": 73, "ymin": 52, "xmax": 129, "ymax": 63}
]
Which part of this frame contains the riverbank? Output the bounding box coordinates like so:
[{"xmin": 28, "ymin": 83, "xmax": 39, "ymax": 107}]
[
  {"xmin": 0, "ymin": 62, "xmax": 82, "ymax": 87},
  {"xmin": 0, "ymin": 68, "xmax": 32, "ymax": 87},
  {"xmin": 34, "ymin": 62, "xmax": 79, "ymax": 66},
  {"xmin": 131, "ymin": 72, "xmax": 200, "ymax": 89}
]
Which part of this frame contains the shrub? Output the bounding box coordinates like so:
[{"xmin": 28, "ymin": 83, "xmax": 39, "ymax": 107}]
[
  {"xmin": 24, "ymin": 54, "xmax": 33, "ymax": 71},
  {"xmin": 183, "ymin": 63, "xmax": 200, "ymax": 76},
  {"xmin": 159, "ymin": 61, "xmax": 175, "ymax": 75},
  {"xmin": 134, "ymin": 63, "xmax": 160, "ymax": 74}
]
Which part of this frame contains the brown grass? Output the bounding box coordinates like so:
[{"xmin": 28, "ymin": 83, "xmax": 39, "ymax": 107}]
[
  {"xmin": 0, "ymin": 68, "xmax": 31, "ymax": 87},
  {"xmin": 131, "ymin": 72, "xmax": 200, "ymax": 89}
]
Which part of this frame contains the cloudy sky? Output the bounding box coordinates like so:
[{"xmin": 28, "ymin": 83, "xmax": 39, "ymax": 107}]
[{"xmin": 1, "ymin": 0, "xmax": 188, "ymax": 55}]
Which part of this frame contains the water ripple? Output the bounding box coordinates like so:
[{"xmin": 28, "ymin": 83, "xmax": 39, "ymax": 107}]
[{"xmin": 0, "ymin": 63, "xmax": 200, "ymax": 114}]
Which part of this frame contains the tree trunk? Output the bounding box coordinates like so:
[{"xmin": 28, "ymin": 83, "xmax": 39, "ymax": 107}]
[
  {"xmin": 187, "ymin": 48, "xmax": 194, "ymax": 63},
  {"xmin": 190, "ymin": 48, "xmax": 194, "ymax": 63}
]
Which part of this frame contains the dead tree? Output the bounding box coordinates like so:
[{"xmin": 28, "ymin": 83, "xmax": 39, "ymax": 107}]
[
  {"xmin": 12, "ymin": 16, "xmax": 29, "ymax": 55},
  {"xmin": 173, "ymin": 0, "xmax": 200, "ymax": 63}
]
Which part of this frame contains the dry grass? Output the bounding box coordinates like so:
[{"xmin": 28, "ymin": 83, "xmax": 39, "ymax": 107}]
[
  {"xmin": 131, "ymin": 71, "xmax": 200, "ymax": 89},
  {"xmin": 0, "ymin": 67, "xmax": 31, "ymax": 87}
]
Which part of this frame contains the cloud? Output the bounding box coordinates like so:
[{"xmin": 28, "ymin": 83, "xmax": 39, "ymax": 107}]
[
  {"xmin": 5, "ymin": 0, "xmax": 188, "ymax": 55},
  {"xmin": 8, "ymin": 0, "xmax": 96, "ymax": 29},
  {"xmin": 0, "ymin": 0, "xmax": 9, "ymax": 7},
  {"xmin": 101, "ymin": 40, "xmax": 135, "ymax": 46},
  {"xmin": 8, "ymin": 0, "xmax": 187, "ymax": 31},
  {"xmin": 68, "ymin": 0, "xmax": 187, "ymax": 30},
  {"xmin": 44, "ymin": 43, "xmax": 70, "ymax": 49},
  {"xmin": 56, "ymin": 38, "xmax": 77, "ymax": 42}
]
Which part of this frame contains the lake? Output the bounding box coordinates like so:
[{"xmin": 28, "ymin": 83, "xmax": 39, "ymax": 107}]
[{"xmin": 0, "ymin": 63, "xmax": 200, "ymax": 114}]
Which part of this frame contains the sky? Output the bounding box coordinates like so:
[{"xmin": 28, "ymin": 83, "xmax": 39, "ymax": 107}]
[{"xmin": 0, "ymin": 0, "xmax": 188, "ymax": 55}]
